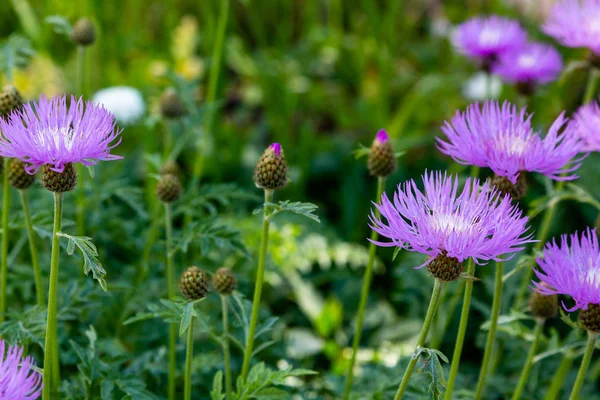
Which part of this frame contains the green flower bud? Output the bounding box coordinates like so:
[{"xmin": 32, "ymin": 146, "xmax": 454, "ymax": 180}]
[
  {"xmin": 367, "ymin": 130, "xmax": 397, "ymax": 177},
  {"xmin": 427, "ymin": 252, "xmax": 463, "ymax": 282},
  {"xmin": 72, "ymin": 17, "xmax": 96, "ymax": 46},
  {"xmin": 212, "ymin": 267, "xmax": 237, "ymax": 296},
  {"xmin": 180, "ymin": 266, "xmax": 209, "ymax": 301},
  {"xmin": 579, "ymin": 303, "xmax": 600, "ymax": 333},
  {"xmin": 253, "ymin": 143, "xmax": 288, "ymax": 191},
  {"xmin": 156, "ymin": 174, "xmax": 182, "ymax": 203},
  {"xmin": 8, "ymin": 158, "xmax": 35, "ymax": 190}
]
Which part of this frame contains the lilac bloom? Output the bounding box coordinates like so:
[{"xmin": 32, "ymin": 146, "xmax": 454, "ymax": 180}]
[
  {"xmin": 573, "ymin": 100, "xmax": 600, "ymax": 152},
  {"xmin": 0, "ymin": 340, "xmax": 42, "ymax": 399},
  {"xmin": 543, "ymin": 0, "xmax": 600, "ymax": 54},
  {"xmin": 453, "ymin": 16, "xmax": 527, "ymax": 60},
  {"xmin": 493, "ymin": 42, "xmax": 563, "ymax": 85}
]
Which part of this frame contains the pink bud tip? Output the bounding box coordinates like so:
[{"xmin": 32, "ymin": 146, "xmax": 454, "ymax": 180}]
[
  {"xmin": 375, "ymin": 129, "xmax": 389, "ymax": 143},
  {"xmin": 270, "ymin": 142, "xmax": 282, "ymax": 155}
]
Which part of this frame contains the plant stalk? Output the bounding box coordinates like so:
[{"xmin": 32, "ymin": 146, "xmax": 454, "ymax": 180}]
[
  {"xmin": 444, "ymin": 258, "xmax": 476, "ymax": 400},
  {"xmin": 343, "ymin": 176, "xmax": 385, "ymax": 400},
  {"xmin": 569, "ymin": 331, "xmax": 597, "ymax": 400},
  {"xmin": 543, "ymin": 353, "xmax": 574, "ymax": 400},
  {"xmin": 511, "ymin": 319, "xmax": 545, "ymax": 400},
  {"xmin": 222, "ymin": 295, "xmax": 232, "ymax": 400},
  {"xmin": 165, "ymin": 203, "xmax": 176, "ymax": 400},
  {"xmin": 0, "ymin": 159, "xmax": 9, "ymax": 324},
  {"xmin": 75, "ymin": 46, "xmax": 87, "ymax": 236},
  {"xmin": 474, "ymin": 262, "xmax": 504, "ymax": 399},
  {"xmin": 184, "ymin": 313, "xmax": 195, "ymax": 400},
  {"xmin": 42, "ymin": 192, "xmax": 63, "ymax": 400},
  {"xmin": 241, "ymin": 189, "xmax": 274, "ymax": 381},
  {"xmin": 393, "ymin": 278, "xmax": 444, "ymax": 400},
  {"xmin": 19, "ymin": 190, "xmax": 44, "ymax": 306}
]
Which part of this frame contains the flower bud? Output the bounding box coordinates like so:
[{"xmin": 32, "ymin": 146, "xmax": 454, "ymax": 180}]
[
  {"xmin": 41, "ymin": 163, "xmax": 77, "ymax": 193},
  {"xmin": 159, "ymin": 160, "xmax": 180, "ymax": 176},
  {"xmin": 8, "ymin": 158, "xmax": 35, "ymax": 190},
  {"xmin": 0, "ymin": 85, "xmax": 24, "ymax": 117},
  {"xmin": 579, "ymin": 303, "xmax": 600, "ymax": 333},
  {"xmin": 156, "ymin": 173, "xmax": 182, "ymax": 203},
  {"xmin": 180, "ymin": 266, "xmax": 209, "ymax": 301},
  {"xmin": 159, "ymin": 88, "xmax": 186, "ymax": 119},
  {"xmin": 427, "ymin": 252, "xmax": 463, "ymax": 282},
  {"xmin": 490, "ymin": 173, "xmax": 527, "ymax": 200},
  {"xmin": 367, "ymin": 130, "xmax": 397, "ymax": 177},
  {"xmin": 529, "ymin": 283, "xmax": 558, "ymax": 319},
  {"xmin": 253, "ymin": 143, "xmax": 288, "ymax": 191},
  {"xmin": 72, "ymin": 17, "xmax": 96, "ymax": 46},
  {"xmin": 212, "ymin": 267, "xmax": 237, "ymax": 296}
]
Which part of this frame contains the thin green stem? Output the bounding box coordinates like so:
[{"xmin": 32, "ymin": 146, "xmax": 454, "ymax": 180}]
[
  {"xmin": 511, "ymin": 319, "xmax": 545, "ymax": 400},
  {"xmin": 241, "ymin": 189, "xmax": 274, "ymax": 381},
  {"xmin": 222, "ymin": 295, "xmax": 232, "ymax": 400},
  {"xmin": 544, "ymin": 353, "xmax": 574, "ymax": 400},
  {"xmin": 583, "ymin": 67, "xmax": 600, "ymax": 104},
  {"xmin": 0, "ymin": 159, "xmax": 9, "ymax": 324},
  {"xmin": 75, "ymin": 46, "xmax": 86, "ymax": 236},
  {"xmin": 393, "ymin": 279, "xmax": 444, "ymax": 400},
  {"xmin": 192, "ymin": 0, "xmax": 229, "ymax": 185},
  {"xmin": 42, "ymin": 192, "xmax": 63, "ymax": 400},
  {"xmin": 343, "ymin": 176, "xmax": 385, "ymax": 400},
  {"xmin": 515, "ymin": 181, "xmax": 564, "ymax": 308},
  {"xmin": 474, "ymin": 262, "xmax": 504, "ymax": 400},
  {"xmin": 19, "ymin": 190, "xmax": 44, "ymax": 307},
  {"xmin": 569, "ymin": 332, "xmax": 597, "ymax": 400},
  {"xmin": 184, "ymin": 313, "xmax": 195, "ymax": 400},
  {"xmin": 444, "ymin": 258, "xmax": 476, "ymax": 400},
  {"xmin": 165, "ymin": 203, "xmax": 176, "ymax": 400}
]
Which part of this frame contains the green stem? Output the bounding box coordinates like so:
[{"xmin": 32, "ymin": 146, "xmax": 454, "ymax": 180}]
[
  {"xmin": 511, "ymin": 319, "xmax": 545, "ymax": 400},
  {"xmin": 192, "ymin": 0, "xmax": 229, "ymax": 184},
  {"xmin": 184, "ymin": 313, "xmax": 195, "ymax": 400},
  {"xmin": 569, "ymin": 332, "xmax": 597, "ymax": 400},
  {"xmin": 42, "ymin": 192, "xmax": 63, "ymax": 400},
  {"xmin": 0, "ymin": 160, "xmax": 9, "ymax": 324},
  {"xmin": 583, "ymin": 67, "xmax": 600, "ymax": 104},
  {"xmin": 544, "ymin": 353, "xmax": 574, "ymax": 400},
  {"xmin": 444, "ymin": 258, "xmax": 476, "ymax": 400},
  {"xmin": 165, "ymin": 203, "xmax": 176, "ymax": 400},
  {"xmin": 241, "ymin": 189, "xmax": 274, "ymax": 381},
  {"xmin": 222, "ymin": 295, "xmax": 232, "ymax": 400},
  {"xmin": 474, "ymin": 262, "xmax": 504, "ymax": 400},
  {"xmin": 343, "ymin": 176, "xmax": 385, "ymax": 400},
  {"xmin": 515, "ymin": 181, "xmax": 564, "ymax": 308},
  {"xmin": 19, "ymin": 190, "xmax": 44, "ymax": 307},
  {"xmin": 393, "ymin": 279, "xmax": 444, "ymax": 400}
]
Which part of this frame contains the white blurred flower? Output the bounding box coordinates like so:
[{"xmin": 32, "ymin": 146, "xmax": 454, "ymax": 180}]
[
  {"xmin": 462, "ymin": 72, "xmax": 502, "ymax": 101},
  {"xmin": 92, "ymin": 86, "xmax": 145, "ymax": 125}
]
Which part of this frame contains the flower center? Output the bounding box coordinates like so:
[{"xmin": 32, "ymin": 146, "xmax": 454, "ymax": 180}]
[
  {"xmin": 39, "ymin": 127, "xmax": 75, "ymax": 154},
  {"xmin": 517, "ymin": 54, "xmax": 536, "ymax": 69},
  {"xmin": 494, "ymin": 135, "xmax": 529, "ymax": 157},
  {"xmin": 430, "ymin": 213, "xmax": 472, "ymax": 236},
  {"xmin": 584, "ymin": 267, "xmax": 600, "ymax": 287},
  {"xmin": 479, "ymin": 27, "xmax": 501, "ymax": 46}
]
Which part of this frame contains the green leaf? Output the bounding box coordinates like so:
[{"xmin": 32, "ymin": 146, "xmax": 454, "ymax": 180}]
[
  {"xmin": 45, "ymin": 15, "xmax": 73, "ymax": 36},
  {"xmin": 418, "ymin": 347, "xmax": 449, "ymax": 399},
  {"xmin": 560, "ymin": 308, "xmax": 580, "ymax": 330},
  {"xmin": 258, "ymin": 200, "xmax": 320, "ymax": 223},
  {"xmin": 353, "ymin": 143, "xmax": 371, "ymax": 160},
  {"xmin": 57, "ymin": 233, "xmax": 107, "ymax": 291},
  {"xmin": 315, "ymin": 297, "xmax": 343, "ymax": 337},
  {"xmin": 0, "ymin": 34, "xmax": 35, "ymax": 80},
  {"xmin": 211, "ymin": 371, "xmax": 225, "ymax": 400},
  {"xmin": 179, "ymin": 301, "xmax": 198, "ymax": 336},
  {"xmin": 173, "ymin": 218, "xmax": 249, "ymax": 257},
  {"xmin": 392, "ymin": 247, "xmax": 402, "ymax": 261}
]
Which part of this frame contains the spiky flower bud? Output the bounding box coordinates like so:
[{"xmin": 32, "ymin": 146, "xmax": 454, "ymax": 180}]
[
  {"xmin": 71, "ymin": 17, "xmax": 96, "ymax": 46},
  {"xmin": 156, "ymin": 173, "xmax": 181, "ymax": 203},
  {"xmin": 0, "ymin": 85, "xmax": 24, "ymax": 117},
  {"xmin": 490, "ymin": 173, "xmax": 527, "ymax": 200},
  {"xmin": 253, "ymin": 143, "xmax": 288, "ymax": 191},
  {"xmin": 367, "ymin": 129, "xmax": 397, "ymax": 177},
  {"xmin": 427, "ymin": 252, "xmax": 463, "ymax": 282},
  {"xmin": 41, "ymin": 163, "xmax": 77, "ymax": 193},
  {"xmin": 180, "ymin": 266, "xmax": 209, "ymax": 301},
  {"xmin": 212, "ymin": 267, "xmax": 237, "ymax": 295},
  {"xmin": 159, "ymin": 88, "xmax": 186, "ymax": 119},
  {"xmin": 8, "ymin": 158, "xmax": 35, "ymax": 190},
  {"xmin": 529, "ymin": 283, "xmax": 558, "ymax": 319},
  {"xmin": 159, "ymin": 160, "xmax": 180, "ymax": 176},
  {"xmin": 579, "ymin": 303, "xmax": 600, "ymax": 333}
]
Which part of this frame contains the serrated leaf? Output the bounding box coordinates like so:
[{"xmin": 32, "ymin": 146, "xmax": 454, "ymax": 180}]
[
  {"xmin": 211, "ymin": 371, "xmax": 225, "ymax": 400},
  {"xmin": 418, "ymin": 348, "xmax": 448, "ymax": 398},
  {"xmin": 45, "ymin": 15, "xmax": 73, "ymax": 36},
  {"xmin": 179, "ymin": 302, "xmax": 197, "ymax": 335},
  {"xmin": 263, "ymin": 200, "xmax": 320, "ymax": 223},
  {"xmin": 57, "ymin": 232, "xmax": 107, "ymax": 291},
  {"xmin": 173, "ymin": 218, "xmax": 249, "ymax": 257},
  {"xmin": 0, "ymin": 34, "xmax": 35, "ymax": 81}
]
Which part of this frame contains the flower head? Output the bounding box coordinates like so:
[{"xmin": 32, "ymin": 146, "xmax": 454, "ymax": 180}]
[
  {"xmin": 452, "ymin": 16, "xmax": 527, "ymax": 60},
  {"xmin": 92, "ymin": 86, "xmax": 145, "ymax": 125},
  {"xmin": 0, "ymin": 339, "xmax": 42, "ymax": 399},
  {"xmin": 0, "ymin": 95, "xmax": 122, "ymax": 174},
  {"xmin": 437, "ymin": 101, "xmax": 583, "ymax": 184},
  {"xmin": 493, "ymin": 42, "xmax": 563, "ymax": 85},
  {"xmin": 533, "ymin": 228, "xmax": 600, "ymax": 311},
  {"xmin": 573, "ymin": 100, "xmax": 600, "ymax": 152},
  {"xmin": 543, "ymin": 0, "xmax": 600, "ymax": 55},
  {"xmin": 369, "ymin": 171, "xmax": 533, "ymax": 269}
]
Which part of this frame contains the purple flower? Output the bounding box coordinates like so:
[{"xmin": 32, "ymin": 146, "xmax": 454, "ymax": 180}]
[
  {"xmin": 437, "ymin": 101, "xmax": 584, "ymax": 184},
  {"xmin": 493, "ymin": 42, "xmax": 563, "ymax": 85},
  {"xmin": 452, "ymin": 16, "xmax": 528, "ymax": 59},
  {"xmin": 369, "ymin": 171, "xmax": 533, "ymax": 267},
  {"xmin": 533, "ymin": 228, "xmax": 600, "ymax": 311},
  {"xmin": 573, "ymin": 101, "xmax": 600, "ymax": 152},
  {"xmin": 0, "ymin": 340, "xmax": 42, "ymax": 399},
  {"xmin": 0, "ymin": 95, "xmax": 123, "ymax": 174},
  {"xmin": 375, "ymin": 129, "xmax": 389, "ymax": 143},
  {"xmin": 543, "ymin": 0, "xmax": 600, "ymax": 55}
]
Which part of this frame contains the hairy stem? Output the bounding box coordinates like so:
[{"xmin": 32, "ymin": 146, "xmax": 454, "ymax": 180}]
[
  {"xmin": 19, "ymin": 190, "xmax": 44, "ymax": 307},
  {"xmin": 511, "ymin": 319, "xmax": 545, "ymax": 400},
  {"xmin": 569, "ymin": 332, "xmax": 597, "ymax": 400}
]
